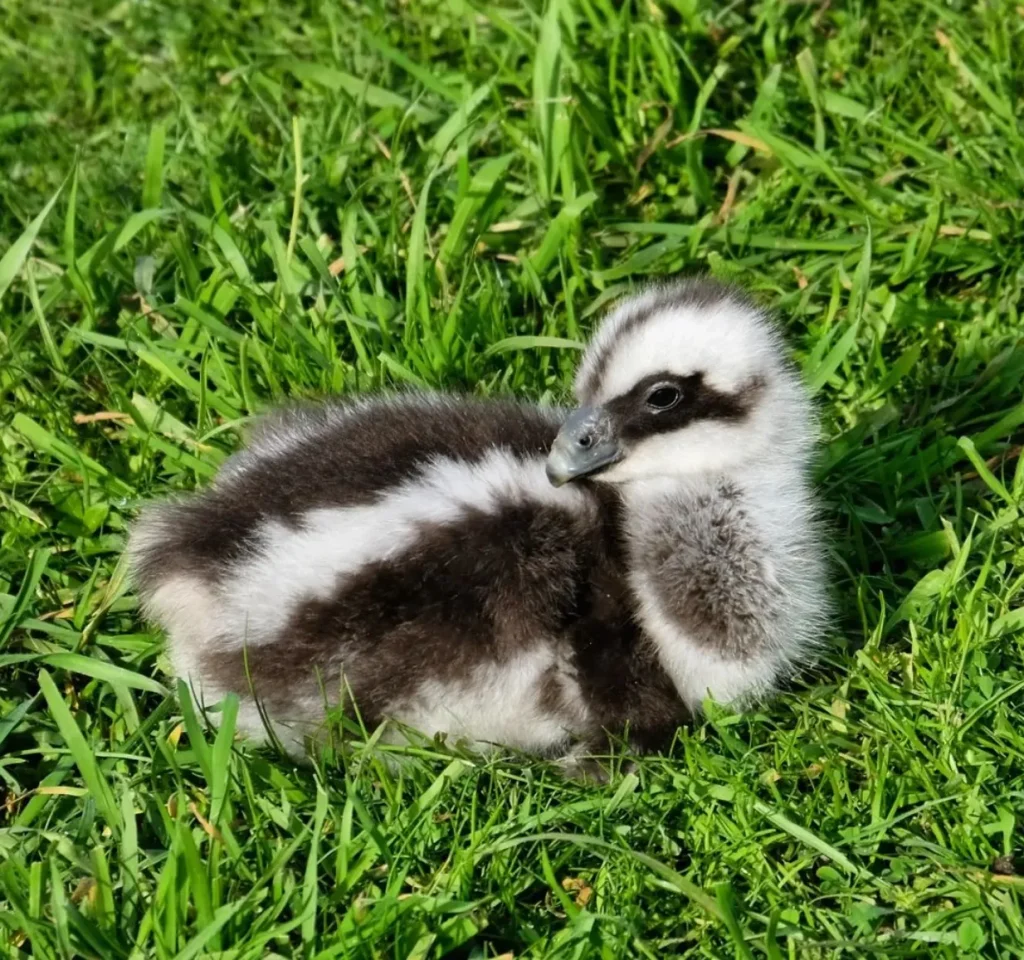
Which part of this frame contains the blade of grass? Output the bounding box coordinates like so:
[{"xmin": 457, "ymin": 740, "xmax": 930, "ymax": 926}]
[
  {"xmin": 715, "ymin": 882, "xmax": 755, "ymax": 960},
  {"xmin": 0, "ymin": 172, "xmax": 67, "ymax": 302},
  {"xmin": 142, "ymin": 122, "xmax": 166, "ymax": 209},
  {"xmin": 38, "ymin": 669, "xmax": 120, "ymax": 834},
  {"xmin": 958, "ymin": 436, "xmax": 1014, "ymax": 506},
  {"xmin": 0, "ymin": 547, "xmax": 50, "ymax": 648},
  {"xmin": 300, "ymin": 784, "xmax": 330, "ymax": 953},
  {"xmin": 285, "ymin": 61, "xmax": 439, "ymax": 122},
  {"xmin": 752, "ymin": 801, "xmax": 863, "ymax": 877},
  {"xmin": 41, "ymin": 652, "xmax": 169, "ymax": 696},
  {"xmin": 484, "ymin": 335, "xmax": 583, "ymax": 356}
]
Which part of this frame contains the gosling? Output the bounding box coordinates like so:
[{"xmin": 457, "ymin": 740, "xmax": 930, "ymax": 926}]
[{"xmin": 129, "ymin": 277, "xmax": 828, "ymax": 764}]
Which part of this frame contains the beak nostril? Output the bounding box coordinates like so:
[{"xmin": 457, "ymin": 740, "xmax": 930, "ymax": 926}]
[{"xmin": 577, "ymin": 434, "xmax": 594, "ymax": 449}]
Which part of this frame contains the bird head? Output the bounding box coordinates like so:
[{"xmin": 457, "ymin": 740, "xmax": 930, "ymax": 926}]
[{"xmin": 546, "ymin": 278, "xmax": 811, "ymax": 487}]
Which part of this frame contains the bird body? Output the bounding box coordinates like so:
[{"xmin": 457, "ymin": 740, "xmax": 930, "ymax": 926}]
[{"xmin": 131, "ymin": 278, "xmax": 827, "ymax": 763}]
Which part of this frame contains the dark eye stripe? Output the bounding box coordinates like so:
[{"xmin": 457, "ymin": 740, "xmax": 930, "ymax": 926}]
[{"xmin": 602, "ymin": 371, "xmax": 765, "ymax": 443}]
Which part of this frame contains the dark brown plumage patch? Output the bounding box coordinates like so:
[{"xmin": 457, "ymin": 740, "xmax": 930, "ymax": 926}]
[
  {"xmin": 577, "ymin": 277, "xmax": 760, "ymax": 402},
  {"xmin": 131, "ymin": 395, "xmax": 562, "ymax": 595},
  {"xmin": 566, "ymin": 557, "xmax": 687, "ymax": 752},
  {"xmin": 560, "ymin": 487, "xmax": 686, "ymax": 751}
]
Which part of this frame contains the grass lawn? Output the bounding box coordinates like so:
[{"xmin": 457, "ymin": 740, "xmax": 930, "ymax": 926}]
[{"xmin": 2, "ymin": 0, "xmax": 1024, "ymax": 955}]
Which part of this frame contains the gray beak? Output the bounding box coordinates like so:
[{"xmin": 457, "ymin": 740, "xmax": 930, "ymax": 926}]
[{"xmin": 546, "ymin": 406, "xmax": 624, "ymax": 486}]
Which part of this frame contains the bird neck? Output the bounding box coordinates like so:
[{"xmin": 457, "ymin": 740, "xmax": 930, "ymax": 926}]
[
  {"xmin": 615, "ymin": 455, "xmax": 814, "ymax": 710},
  {"xmin": 619, "ymin": 468, "xmax": 740, "ymax": 506}
]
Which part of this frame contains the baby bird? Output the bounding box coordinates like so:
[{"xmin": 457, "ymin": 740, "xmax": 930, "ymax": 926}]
[{"xmin": 130, "ymin": 277, "xmax": 827, "ymax": 764}]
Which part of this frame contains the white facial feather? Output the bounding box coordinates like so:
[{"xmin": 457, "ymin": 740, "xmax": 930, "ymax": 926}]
[
  {"xmin": 576, "ymin": 291, "xmax": 782, "ymax": 404},
  {"xmin": 600, "ymin": 375, "xmax": 816, "ymax": 483}
]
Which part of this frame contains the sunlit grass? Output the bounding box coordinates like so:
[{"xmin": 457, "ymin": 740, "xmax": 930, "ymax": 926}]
[{"xmin": 2, "ymin": 0, "xmax": 1024, "ymax": 956}]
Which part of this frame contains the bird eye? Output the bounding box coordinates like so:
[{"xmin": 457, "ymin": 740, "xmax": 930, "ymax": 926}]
[{"xmin": 645, "ymin": 385, "xmax": 682, "ymax": 411}]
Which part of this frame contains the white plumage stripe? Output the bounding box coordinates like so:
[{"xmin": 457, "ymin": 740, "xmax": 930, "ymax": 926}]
[{"xmin": 217, "ymin": 448, "xmax": 590, "ymax": 649}]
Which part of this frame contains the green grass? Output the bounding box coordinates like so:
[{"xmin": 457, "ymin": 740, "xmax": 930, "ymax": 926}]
[{"xmin": 2, "ymin": 0, "xmax": 1024, "ymax": 955}]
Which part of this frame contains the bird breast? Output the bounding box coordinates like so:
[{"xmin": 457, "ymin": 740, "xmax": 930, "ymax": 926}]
[{"xmin": 624, "ymin": 471, "xmax": 826, "ymax": 709}]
